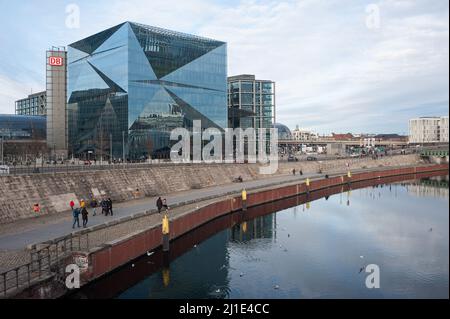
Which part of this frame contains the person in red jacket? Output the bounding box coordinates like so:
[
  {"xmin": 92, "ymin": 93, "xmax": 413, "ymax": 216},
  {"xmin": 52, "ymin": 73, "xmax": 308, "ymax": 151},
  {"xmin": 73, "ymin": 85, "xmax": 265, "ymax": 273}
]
[{"xmin": 69, "ymin": 200, "xmax": 75, "ymax": 210}]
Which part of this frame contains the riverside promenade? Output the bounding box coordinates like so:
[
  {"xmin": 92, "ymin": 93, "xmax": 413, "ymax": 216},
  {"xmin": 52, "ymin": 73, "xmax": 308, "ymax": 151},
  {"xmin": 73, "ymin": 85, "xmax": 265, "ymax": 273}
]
[{"xmin": 0, "ymin": 163, "xmax": 448, "ymax": 298}]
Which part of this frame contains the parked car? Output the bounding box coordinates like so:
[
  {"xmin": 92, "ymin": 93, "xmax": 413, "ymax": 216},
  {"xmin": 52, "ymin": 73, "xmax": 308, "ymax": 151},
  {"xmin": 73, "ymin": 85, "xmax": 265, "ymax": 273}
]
[{"xmin": 306, "ymin": 156, "xmax": 318, "ymax": 161}]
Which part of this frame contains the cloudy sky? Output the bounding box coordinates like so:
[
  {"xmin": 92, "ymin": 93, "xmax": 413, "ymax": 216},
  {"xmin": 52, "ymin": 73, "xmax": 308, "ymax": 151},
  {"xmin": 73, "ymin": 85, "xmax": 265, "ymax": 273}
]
[{"xmin": 0, "ymin": 0, "xmax": 448, "ymax": 134}]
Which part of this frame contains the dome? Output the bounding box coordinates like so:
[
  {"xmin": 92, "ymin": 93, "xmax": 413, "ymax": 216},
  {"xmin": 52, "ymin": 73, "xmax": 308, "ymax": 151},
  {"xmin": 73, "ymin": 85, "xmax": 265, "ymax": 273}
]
[{"xmin": 273, "ymin": 123, "xmax": 292, "ymax": 140}]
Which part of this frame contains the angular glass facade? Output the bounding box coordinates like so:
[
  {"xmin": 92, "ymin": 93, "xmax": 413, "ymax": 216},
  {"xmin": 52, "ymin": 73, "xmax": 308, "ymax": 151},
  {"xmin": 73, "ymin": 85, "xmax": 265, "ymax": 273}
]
[{"xmin": 68, "ymin": 22, "xmax": 227, "ymax": 159}]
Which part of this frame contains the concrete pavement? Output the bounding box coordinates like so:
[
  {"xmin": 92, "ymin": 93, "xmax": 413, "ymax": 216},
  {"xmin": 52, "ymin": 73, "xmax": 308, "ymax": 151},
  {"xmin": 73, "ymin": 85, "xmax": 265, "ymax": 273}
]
[{"xmin": 0, "ymin": 172, "xmax": 317, "ymax": 250}]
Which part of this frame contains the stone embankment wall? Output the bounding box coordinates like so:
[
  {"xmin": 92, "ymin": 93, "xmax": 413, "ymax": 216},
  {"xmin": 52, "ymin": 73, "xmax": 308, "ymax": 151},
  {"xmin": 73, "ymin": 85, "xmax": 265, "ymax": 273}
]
[{"xmin": 0, "ymin": 154, "xmax": 421, "ymax": 224}]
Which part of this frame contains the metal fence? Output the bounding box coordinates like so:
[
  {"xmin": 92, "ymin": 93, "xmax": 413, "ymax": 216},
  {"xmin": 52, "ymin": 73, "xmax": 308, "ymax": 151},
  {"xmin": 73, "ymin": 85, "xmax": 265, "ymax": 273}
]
[{"xmin": 0, "ymin": 232, "xmax": 89, "ymax": 298}]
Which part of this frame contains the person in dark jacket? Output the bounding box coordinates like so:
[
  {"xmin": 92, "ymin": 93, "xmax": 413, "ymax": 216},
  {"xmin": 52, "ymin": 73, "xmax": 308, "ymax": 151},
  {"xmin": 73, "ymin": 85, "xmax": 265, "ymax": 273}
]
[
  {"xmin": 107, "ymin": 198, "xmax": 113, "ymax": 216},
  {"xmin": 72, "ymin": 208, "xmax": 81, "ymax": 229},
  {"xmin": 81, "ymin": 207, "xmax": 89, "ymax": 228},
  {"xmin": 156, "ymin": 197, "xmax": 163, "ymax": 214},
  {"xmin": 101, "ymin": 199, "xmax": 108, "ymax": 215}
]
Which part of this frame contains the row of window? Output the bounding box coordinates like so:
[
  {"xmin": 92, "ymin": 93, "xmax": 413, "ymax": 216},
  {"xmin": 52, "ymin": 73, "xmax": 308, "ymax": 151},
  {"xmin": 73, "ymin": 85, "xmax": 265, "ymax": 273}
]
[{"xmin": 229, "ymin": 81, "xmax": 274, "ymax": 94}]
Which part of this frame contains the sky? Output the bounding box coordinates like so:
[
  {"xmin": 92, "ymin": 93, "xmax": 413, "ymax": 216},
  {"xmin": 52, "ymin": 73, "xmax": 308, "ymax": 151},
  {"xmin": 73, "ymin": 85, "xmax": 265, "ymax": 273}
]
[{"xmin": 0, "ymin": 0, "xmax": 448, "ymax": 134}]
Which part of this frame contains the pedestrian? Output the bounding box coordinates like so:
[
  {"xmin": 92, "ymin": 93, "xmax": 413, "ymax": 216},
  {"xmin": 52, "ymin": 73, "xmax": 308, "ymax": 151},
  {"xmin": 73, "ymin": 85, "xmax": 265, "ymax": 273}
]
[
  {"xmin": 162, "ymin": 198, "xmax": 169, "ymax": 211},
  {"xmin": 156, "ymin": 197, "xmax": 163, "ymax": 214},
  {"xmin": 107, "ymin": 198, "xmax": 113, "ymax": 216},
  {"xmin": 72, "ymin": 207, "xmax": 81, "ymax": 229},
  {"xmin": 299, "ymin": 169, "xmax": 303, "ymax": 176},
  {"xmin": 101, "ymin": 198, "xmax": 108, "ymax": 215},
  {"xmin": 33, "ymin": 203, "xmax": 41, "ymax": 214},
  {"xmin": 69, "ymin": 200, "xmax": 75, "ymax": 210},
  {"xmin": 80, "ymin": 199, "xmax": 86, "ymax": 209},
  {"xmin": 81, "ymin": 207, "xmax": 89, "ymax": 228},
  {"xmin": 90, "ymin": 198, "xmax": 98, "ymax": 216},
  {"xmin": 292, "ymin": 168, "xmax": 296, "ymax": 176}
]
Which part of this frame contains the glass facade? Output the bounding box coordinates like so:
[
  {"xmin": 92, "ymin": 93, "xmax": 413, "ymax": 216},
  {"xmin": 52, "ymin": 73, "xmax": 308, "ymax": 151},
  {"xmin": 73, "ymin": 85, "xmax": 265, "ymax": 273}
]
[
  {"xmin": 227, "ymin": 75, "xmax": 275, "ymax": 133},
  {"xmin": 0, "ymin": 115, "xmax": 46, "ymax": 140},
  {"xmin": 68, "ymin": 22, "xmax": 227, "ymax": 159}
]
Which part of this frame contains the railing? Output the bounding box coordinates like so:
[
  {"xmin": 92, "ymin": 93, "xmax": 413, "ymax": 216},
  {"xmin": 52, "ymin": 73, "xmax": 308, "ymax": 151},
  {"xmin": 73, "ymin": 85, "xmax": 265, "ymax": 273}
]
[{"xmin": 0, "ymin": 232, "xmax": 89, "ymax": 298}]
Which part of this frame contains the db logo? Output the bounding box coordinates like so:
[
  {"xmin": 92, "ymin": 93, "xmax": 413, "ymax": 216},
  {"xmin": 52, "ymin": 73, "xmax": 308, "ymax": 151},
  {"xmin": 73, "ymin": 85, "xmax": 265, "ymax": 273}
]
[{"xmin": 49, "ymin": 56, "xmax": 63, "ymax": 66}]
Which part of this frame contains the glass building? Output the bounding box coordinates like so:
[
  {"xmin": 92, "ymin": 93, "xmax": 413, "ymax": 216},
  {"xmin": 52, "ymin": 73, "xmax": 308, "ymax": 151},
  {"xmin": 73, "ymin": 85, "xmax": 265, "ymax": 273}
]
[
  {"xmin": 0, "ymin": 115, "xmax": 46, "ymax": 140},
  {"xmin": 68, "ymin": 22, "xmax": 227, "ymax": 160},
  {"xmin": 228, "ymin": 74, "xmax": 275, "ymax": 130}
]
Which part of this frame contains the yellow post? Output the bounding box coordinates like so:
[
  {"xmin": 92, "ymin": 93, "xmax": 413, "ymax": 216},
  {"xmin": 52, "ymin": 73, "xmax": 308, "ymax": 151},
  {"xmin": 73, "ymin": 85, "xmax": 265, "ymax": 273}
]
[
  {"xmin": 162, "ymin": 268, "xmax": 170, "ymax": 287},
  {"xmin": 242, "ymin": 222, "xmax": 248, "ymax": 233},
  {"xmin": 242, "ymin": 189, "xmax": 247, "ymax": 211},
  {"xmin": 347, "ymin": 171, "xmax": 352, "ymax": 178},
  {"xmin": 162, "ymin": 215, "xmax": 170, "ymax": 252},
  {"xmin": 306, "ymin": 178, "xmax": 310, "ymax": 187},
  {"xmin": 162, "ymin": 215, "xmax": 169, "ymax": 235}
]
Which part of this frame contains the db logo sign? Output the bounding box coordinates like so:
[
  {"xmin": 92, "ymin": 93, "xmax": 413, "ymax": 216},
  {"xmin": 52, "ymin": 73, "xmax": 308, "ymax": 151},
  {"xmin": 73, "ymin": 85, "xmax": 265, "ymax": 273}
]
[{"xmin": 49, "ymin": 56, "xmax": 63, "ymax": 66}]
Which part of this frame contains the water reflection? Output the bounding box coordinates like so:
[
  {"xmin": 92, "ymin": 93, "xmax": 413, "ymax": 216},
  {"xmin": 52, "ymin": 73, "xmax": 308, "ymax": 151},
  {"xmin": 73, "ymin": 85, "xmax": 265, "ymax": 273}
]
[{"xmin": 72, "ymin": 174, "xmax": 449, "ymax": 299}]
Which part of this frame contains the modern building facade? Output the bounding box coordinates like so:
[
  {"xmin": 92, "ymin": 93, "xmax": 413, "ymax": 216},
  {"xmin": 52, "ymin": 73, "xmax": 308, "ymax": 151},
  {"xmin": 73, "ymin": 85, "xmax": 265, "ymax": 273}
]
[
  {"xmin": 227, "ymin": 75, "xmax": 275, "ymax": 131},
  {"xmin": 15, "ymin": 91, "xmax": 47, "ymax": 116},
  {"xmin": 0, "ymin": 115, "xmax": 47, "ymax": 163},
  {"xmin": 409, "ymin": 116, "xmax": 449, "ymax": 144},
  {"xmin": 0, "ymin": 115, "xmax": 46, "ymax": 141},
  {"xmin": 46, "ymin": 47, "xmax": 68, "ymax": 158},
  {"xmin": 67, "ymin": 22, "xmax": 227, "ymax": 160}
]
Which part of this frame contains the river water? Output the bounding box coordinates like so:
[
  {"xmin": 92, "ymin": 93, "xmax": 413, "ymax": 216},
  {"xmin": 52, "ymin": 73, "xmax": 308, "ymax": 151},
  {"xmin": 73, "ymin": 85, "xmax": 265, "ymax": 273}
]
[{"xmin": 75, "ymin": 175, "xmax": 449, "ymax": 299}]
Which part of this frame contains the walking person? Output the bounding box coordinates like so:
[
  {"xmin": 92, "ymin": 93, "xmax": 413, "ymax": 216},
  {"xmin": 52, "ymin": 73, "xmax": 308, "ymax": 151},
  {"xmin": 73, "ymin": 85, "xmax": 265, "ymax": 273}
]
[
  {"xmin": 72, "ymin": 207, "xmax": 81, "ymax": 229},
  {"xmin": 90, "ymin": 198, "xmax": 98, "ymax": 216},
  {"xmin": 81, "ymin": 206, "xmax": 89, "ymax": 228},
  {"xmin": 292, "ymin": 168, "xmax": 296, "ymax": 176},
  {"xmin": 101, "ymin": 198, "xmax": 108, "ymax": 215},
  {"xmin": 156, "ymin": 197, "xmax": 163, "ymax": 214},
  {"xmin": 162, "ymin": 198, "xmax": 169, "ymax": 211},
  {"xmin": 107, "ymin": 198, "xmax": 113, "ymax": 216}
]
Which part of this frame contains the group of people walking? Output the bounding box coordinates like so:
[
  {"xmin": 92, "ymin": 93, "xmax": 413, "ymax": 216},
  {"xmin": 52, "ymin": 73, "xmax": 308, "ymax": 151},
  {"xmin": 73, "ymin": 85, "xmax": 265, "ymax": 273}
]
[{"xmin": 70, "ymin": 198, "xmax": 113, "ymax": 229}]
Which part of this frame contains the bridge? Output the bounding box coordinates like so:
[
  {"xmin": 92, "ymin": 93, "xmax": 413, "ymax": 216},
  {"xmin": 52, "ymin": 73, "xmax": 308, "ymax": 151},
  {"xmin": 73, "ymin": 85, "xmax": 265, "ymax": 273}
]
[
  {"xmin": 278, "ymin": 139, "xmax": 408, "ymax": 147},
  {"xmin": 420, "ymin": 149, "xmax": 449, "ymax": 157}
]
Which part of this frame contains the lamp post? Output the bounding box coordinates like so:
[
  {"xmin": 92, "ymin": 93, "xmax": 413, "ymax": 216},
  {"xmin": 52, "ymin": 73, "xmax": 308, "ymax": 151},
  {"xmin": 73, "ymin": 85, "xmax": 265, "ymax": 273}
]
[
  {"xmin": 110, "ymin": 133, "xmax": 113, "ymax": 164},
  {"xmin": 122, "ymin": 131, "xmax": 125, "ymax": 168}
]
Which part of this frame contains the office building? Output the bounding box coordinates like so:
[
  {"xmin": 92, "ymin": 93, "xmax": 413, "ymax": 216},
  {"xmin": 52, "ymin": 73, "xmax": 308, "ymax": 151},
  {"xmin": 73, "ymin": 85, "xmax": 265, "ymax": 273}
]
[
  {"xmin": 409, "ymin": 116, "xmax": 449, "ymax": 144},
  {"xmin": 67, "ymin": 22, "xmax": 227, "ymax": 159},
  {"xmin": 227, "ymin": 74, "xmax": 275, "ymax": 131},
  {"xmin": 15, "ymin": 91, "xmax": 47, "ymax": 116}
]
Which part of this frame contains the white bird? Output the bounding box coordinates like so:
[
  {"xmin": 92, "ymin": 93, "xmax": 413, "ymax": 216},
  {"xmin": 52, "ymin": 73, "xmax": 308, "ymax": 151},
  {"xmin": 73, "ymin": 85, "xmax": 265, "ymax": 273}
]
[
  {"xmin": 147, "ymin": 251, "xmax": 154, "ymax": 257},
  {"xmin": 360, "ymin": 256, "xmax": 364, "ymax": 259},
  {"xmin": 274, "ymin": 285, "xmax": 280, "ymax": 290}
]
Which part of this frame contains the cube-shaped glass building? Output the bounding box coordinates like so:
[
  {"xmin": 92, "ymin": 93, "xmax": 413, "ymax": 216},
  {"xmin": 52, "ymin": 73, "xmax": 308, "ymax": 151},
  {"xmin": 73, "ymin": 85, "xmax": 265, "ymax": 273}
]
[{"xmin": 67, "ymin": 22, "xmax": 227, "ymax": 159}]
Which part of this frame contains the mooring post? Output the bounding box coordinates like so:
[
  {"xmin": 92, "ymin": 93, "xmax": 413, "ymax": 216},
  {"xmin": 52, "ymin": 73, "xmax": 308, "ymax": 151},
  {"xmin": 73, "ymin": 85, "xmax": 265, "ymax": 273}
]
[
  {"xmin": 306, "ymin": 178, "xmax": 310, "ymax": 195},
  {"xmin": 347, "ymin": 171, "xmax": 352, "ymax": 186},
  {"xmin": 242, "ymin": 189, "xmax": 247, "ymax": 211},
  {"xmin": 162, "ymin": 214, "xmax": 170, "ymax": 252}
]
